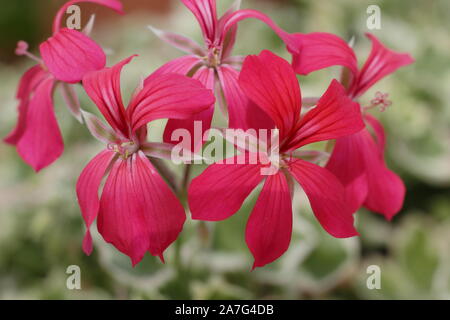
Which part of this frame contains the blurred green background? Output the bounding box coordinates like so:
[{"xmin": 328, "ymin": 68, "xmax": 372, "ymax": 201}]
[{"xmin": 0, "ymin": 0, "xmax": 449, "ymax": 299}]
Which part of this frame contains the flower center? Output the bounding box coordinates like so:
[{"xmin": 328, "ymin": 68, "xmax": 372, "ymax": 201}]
[
  {"xmin": 203, "ymin": 46, "xmax": 221, "ymax": 68},
  {"xmin": 108, "ymin": 141, "xmax": 139, "ymax": 159}
]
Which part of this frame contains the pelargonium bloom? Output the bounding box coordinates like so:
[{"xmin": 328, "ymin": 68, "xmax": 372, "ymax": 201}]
[
  {"xmin": 4, "ymin": 0, "xmax": 124, "ymax": 171},
  {"xmin": 188, "ymin": 51, "xmax": 365, "ymax": 268},
  {"xmin": 288, "ymin": 32, "xmax": 414, "ymax": 219},
  {"xmin": 77, "ymin": 56, "xmax": 215, "ymax": 265},
  {"xmin": 149, "ymin": 0, "xmax": 299, "ymax": 150}
]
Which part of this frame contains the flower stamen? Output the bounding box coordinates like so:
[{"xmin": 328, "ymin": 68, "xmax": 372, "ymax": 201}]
[
  {"xmin": 364, "ymin": 91, "xmax": 392, "ymax": 112},
  {"xmin": 202, "ymin": 46, "xmax": 221, "ymax": 68},
  {"xmin": 108, "ymin": 141, "xmax": 138, "ymax": 159},
  {"xmin": 15, "ymin": 41, "xmax": 43, "ymax": 64}
]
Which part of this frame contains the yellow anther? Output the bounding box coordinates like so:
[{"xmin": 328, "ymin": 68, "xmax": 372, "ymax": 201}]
[{"xmin": 108, "ymin": 141, "xmax": 138, "ymax": 159}]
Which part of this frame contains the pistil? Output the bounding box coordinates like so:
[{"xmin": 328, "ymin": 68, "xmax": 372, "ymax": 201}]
[{"xmin": 15, "ymin": 41, "xmax": 44, "ymax": 65}]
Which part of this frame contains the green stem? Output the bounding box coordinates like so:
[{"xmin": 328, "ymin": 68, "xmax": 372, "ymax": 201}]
[
  {"xmin": 180, "ymin": 164, "xmax": 192, "ymax": 196},
  {"xmin": 173, "ymin": 231, "xmax": 183, "ymax": 270}
]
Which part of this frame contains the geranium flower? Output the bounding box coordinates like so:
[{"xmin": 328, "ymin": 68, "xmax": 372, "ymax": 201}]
[
  {"xmin": 149, "ymin": 0, "xmax": 300, "ymax": 150},
  {"xmin": 188, "ymin": 51, "xmax": 365, "ymax": 268},
  {"xmin": 77, "ymin": 56, "xmax": 215, "ymax": 265},
  {"xmin": 287, "ymin": 32, "xmax": 414, "ymax": 219},
  {"xmin": 4, "ymin": 0, "xmax": 124, "ymax": 171}
]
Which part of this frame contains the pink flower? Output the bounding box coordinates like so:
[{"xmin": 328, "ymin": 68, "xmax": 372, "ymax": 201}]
[
  {"xmin": 149, "ymin": 0, "xmax": 297, "ymax": 150},
  {"xmin": 4, "ymin": 0, "xmax": 124, "ymax": 171},
  {"xmin": 287, "ymin": 32, "xmax": 414, "ymax": 219},
  {"xmin": 188, "ymin": 51, "xmax": 365, "ymax": 268},
  {"xmin": 77, "ymin": 56, "xmax": 215, "ymax": 266}
]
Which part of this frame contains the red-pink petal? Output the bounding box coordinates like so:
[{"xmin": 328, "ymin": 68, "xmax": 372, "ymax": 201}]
[
  {"xmin": 163, "ymin": 66, "xmax": 215, "ymax": 152},
  {"xmin": 217, "ymin": 65, "xmax": 274, "ymax": 131},
  {"xmin": 40, "ymin": 28, "xmax": 106, "ymax": 83},
  {"xmin": 147, "ymin": 55, "xmax": 202, "ymax": 80},
  {"xmin": 144, "ymin": 56, "xmax": 211, "ymax": 153},
  {"xmin": 288, "ymin": 32, "xmax": 358, "ymax": 77},
  {"xmin": 4, "ymin": 100, "xmax": 30, "ymax": 146},
  {"xmin": 239, "ymin": 50, "xmax": 301, "ymax": 139},
  {"xmin": 220, "ymin": 9, "xmax": 295, "ymax": 50},
  {"xmin": 5, "ymin": 65, "xmax": 49, "ymax": 145},
  {"xmin": 364, "ymin": 166, "xmax": 405, "ymax": 220},
  {"xmin": 327, "ymin": 128, "xmax": 405, "ymax": 219},
  {"xmin": 246, "ymin": 172, "xmax": 292, "ymax": 269},
  {"xmin": 219, "ymin": 23, "xmax": 237, "ymax": 61},
  {"xmin": 283, "ymin": 80, "xmax": 364, "ymax": 151},
  {"xmin": 181, "ymin": 0, "xmax": 218, "ymax": 41},
  {"xmin": 365, "ymin": 113, "xmax": 386, "ymax": 153},
  {"xmin": 52, "ymin": 0, "xmax": 124, "ymax": 33},
  {"xmin": 189, "ymin": 154, "xmax": 265, "ymax": 221},
  {"xmin": 82, "ymin": 55, "xmax": 136, "ymax": 137},
  {"xmin": 349, "ymin": 33, "xmax": 414, "ymax": 98},
  {"xmin": 129, "ymin": 73, "xmax": 215, "ymax": 132},
  {"xmin": 217, "ymin": 0, "xmax": 241, "ymax": 60},
  {"xmin": 289, "ymin": 159, "xmax": 358, "ymax": 238},
  {"xmin": 326, "ymin": 135, "xmax": 368, "ymax": 213},
  {"xmin": 97, "ymin": 151, "xmax": 185, "ymax": 265},
  {"xmin": 76, "ymin": 149, "xmax": 116, "ymax": 255},
  {"xmin": 16, "ymin": 78, "xmax": 62, "ymax": 172},
  {"xmin": 358, "ymin": 129, "xmax": 405, "ymax": 219},
  {"xmin": 16, "ymin": 64, "xmax": 49, "ymax": 100}
]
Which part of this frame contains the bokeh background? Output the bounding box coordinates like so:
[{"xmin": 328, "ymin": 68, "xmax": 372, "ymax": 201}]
[{"xmin": 0, "ymin": 0, "xmax": 449, "ymax": 299}]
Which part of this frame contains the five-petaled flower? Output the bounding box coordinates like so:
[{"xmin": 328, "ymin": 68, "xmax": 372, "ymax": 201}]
[
  {"xmin": 188, "ymin": 51, "xmax": 365, "ymax": 268},
  {"xmin": 4, "ymin": 0, "xmax": 124, "ymax": 171},
  {"xmin": 77, "ymin": 56, "xmax": 215, "ymax": 265},
  {"xmin": 149, "ymin": 0, "xmax": 297, "ymax": 150},
  {"xmin": 287, "ymin": 32, "xmax": 414, "ymax": 219}
]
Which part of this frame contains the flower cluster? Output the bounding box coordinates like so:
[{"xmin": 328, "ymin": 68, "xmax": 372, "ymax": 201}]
[{"xmin": 5, "ymin": 0, "xmax": 413, "ymax": 268}]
